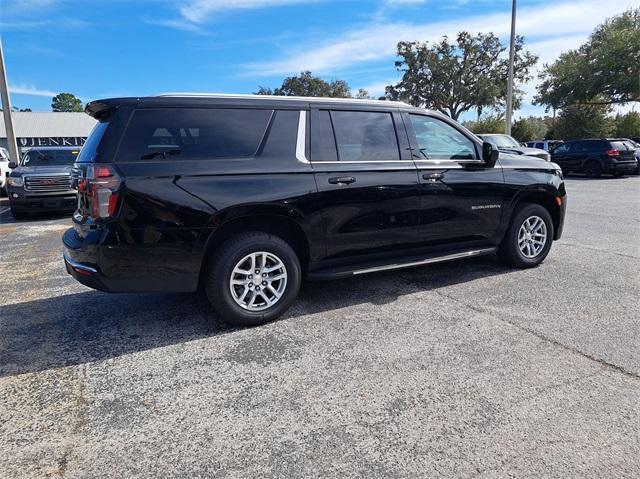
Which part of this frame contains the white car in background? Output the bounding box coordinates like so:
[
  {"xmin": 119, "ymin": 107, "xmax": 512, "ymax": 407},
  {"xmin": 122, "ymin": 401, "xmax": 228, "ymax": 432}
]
[
  {"xmin": 526, "ymin": 140, "xmax": 564, "ymax": 152},
  {"xmin": 0, "ymin": 147, "xmax": 11, "ymax": 196}
]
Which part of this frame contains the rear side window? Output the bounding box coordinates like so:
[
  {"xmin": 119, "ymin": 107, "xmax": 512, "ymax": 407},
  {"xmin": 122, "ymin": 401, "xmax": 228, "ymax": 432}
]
[
  {"xmin": 330, "ymin": 111, "xmax": 400, "ymax": 161},
  {"xmin": 535, "ymin": 142, "xmax": 544, "ymax": 149},
  {"xmin": 76, "ymin": 121, "xmax": 109, "ymax": 163},
  {"xmin": 118, "ymin": 108, "xmax": 272, "ymax": 161},
  {"xmin": 311, "ymin": 110, "xmax": 338, "ymax": 162}
]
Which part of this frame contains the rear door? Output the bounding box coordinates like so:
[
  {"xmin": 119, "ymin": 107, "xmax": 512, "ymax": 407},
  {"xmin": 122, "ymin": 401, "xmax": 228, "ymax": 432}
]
[
  {"xmin": 404, "ymin": 113, "xmax": 504, "ymax": 245},
  {"xmin": 310, "ymin": 108, "xmax": 420, "ymax": 259}
]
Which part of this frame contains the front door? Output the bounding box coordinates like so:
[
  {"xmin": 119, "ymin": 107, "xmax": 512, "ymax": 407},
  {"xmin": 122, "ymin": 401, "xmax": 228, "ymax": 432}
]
[
  {"xmin": 550, "ymin": 142, "xmax": 581, "ymax": 171},
  {"xmin": 404, "ymin": 113, "xmax": 505, "ymax": 246},
  {"xmin": 310, "ymin": 108, "xmax": 421, "ymax": 260}
]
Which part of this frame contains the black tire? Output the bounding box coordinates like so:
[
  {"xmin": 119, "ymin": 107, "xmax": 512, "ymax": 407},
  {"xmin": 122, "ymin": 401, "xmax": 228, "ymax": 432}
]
[
  {"xmin": 498, "ymin": 203, "xmax": 554, "ymax": 269},
  {"xmin": 584, "ymin": 160, "xmax": 602, "ymax": 178},
  {"xmin": 203, "ymin": 231, "xmax": 301, "ymax": 327},
  {"xmin": 10, "ymin": 209, "xmax": 28, "ymax": 220}
]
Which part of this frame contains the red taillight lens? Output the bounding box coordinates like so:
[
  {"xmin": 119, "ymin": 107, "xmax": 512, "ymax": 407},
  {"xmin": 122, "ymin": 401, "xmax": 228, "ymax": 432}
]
[
  {"xmin": 86, "ymin": 164, "xmax": 121, "ymax": 219},
  {"xmin": 606, "ymin": 149, "xmax": 620, "ymax": 156}
]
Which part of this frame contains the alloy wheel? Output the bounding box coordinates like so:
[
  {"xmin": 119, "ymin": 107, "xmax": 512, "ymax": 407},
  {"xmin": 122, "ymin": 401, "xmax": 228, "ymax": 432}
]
[
  {"xmin": 518, "ymin": 216, "xmax": 548, "ymax": 258},
  {"xmin": 229, "ymin": 251, "xmax": 288, "ymax": 311}
]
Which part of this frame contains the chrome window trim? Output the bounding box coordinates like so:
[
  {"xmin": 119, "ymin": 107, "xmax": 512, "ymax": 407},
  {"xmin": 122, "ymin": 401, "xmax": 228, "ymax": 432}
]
[{"xmin": 296, "ymin": 111, "xmax": 309, "ymax": 164}]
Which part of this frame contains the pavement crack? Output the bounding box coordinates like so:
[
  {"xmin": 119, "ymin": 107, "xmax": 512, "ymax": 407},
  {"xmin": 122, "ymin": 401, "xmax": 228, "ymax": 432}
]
[
  {"xmin": 53, "ymin": 364, "xmax": 88, "ymax": 477},
  {"xmin": 433, "ymin": 290, "xmax": 640, "ymax": 381}
]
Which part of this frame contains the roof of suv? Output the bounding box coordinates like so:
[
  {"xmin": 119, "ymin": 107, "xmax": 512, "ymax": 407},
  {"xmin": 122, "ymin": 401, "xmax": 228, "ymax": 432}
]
[{"xmin": 85, "ymin": 93, "xmax": 417, "ymax": 118}]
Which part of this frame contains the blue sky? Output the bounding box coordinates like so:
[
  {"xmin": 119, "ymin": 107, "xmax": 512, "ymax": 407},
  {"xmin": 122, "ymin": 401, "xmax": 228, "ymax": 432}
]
[{"xmin": 1, "ymin": 0, "xmax": 637, "ymax": 120}]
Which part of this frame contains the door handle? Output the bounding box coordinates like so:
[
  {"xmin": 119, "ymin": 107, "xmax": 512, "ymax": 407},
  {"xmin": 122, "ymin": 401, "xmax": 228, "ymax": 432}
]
[
  {"xmin": 423, "ymin": 173, "xmax": 444, "ymax": 182},
  {"xmin": 328, "ymin": 176, "xmax": 356, "ymax": 185}
]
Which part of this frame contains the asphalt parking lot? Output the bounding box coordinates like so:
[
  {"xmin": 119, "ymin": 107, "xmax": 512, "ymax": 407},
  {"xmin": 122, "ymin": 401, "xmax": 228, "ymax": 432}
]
[{"xmin": 1, "ymin": 176, "xmax": 639, "ymax": 478}]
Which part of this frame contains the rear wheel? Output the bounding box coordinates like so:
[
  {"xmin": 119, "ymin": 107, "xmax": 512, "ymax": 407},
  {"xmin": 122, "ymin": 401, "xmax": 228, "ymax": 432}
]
[
  {"xmin": 584, "ymin": 160, "xmax": 602, "ymax": 178},
  {"xmin": 499, "ymin": 203, "xmax": 554, "ymax": 268},
  {"xmin": 204, "ymin": 232, "xmax": 301, "ymax": 327}
]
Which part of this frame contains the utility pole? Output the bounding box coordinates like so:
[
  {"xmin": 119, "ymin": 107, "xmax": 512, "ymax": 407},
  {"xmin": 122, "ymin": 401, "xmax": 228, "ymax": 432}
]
[
  {"xmin": 505, "ymin": 0, "xmax": 517, "ymax": 136},
  {"xmin": 0, "ymin": 38, "xmax": 19, "ymax": 163}
]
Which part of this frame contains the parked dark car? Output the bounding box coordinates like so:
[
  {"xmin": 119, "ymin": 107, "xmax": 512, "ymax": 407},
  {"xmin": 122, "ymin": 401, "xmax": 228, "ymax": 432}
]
[
  {"xmin": 550, "ymin": 138, "xmax": 637, "ymax": 178},
  {"xmin": 626, "ymin": 138, "xmax": 640, "ymax": 175},
  {"xmin": 7, "ymin": 147, "xmax": 79, "ymax": 219},
  {"xmin": 63, "ymin": 94, "xmax": 566, "ymax": 326},
  {"xmin": 478, "ymin": 134, "xmax": 551, "ymax": 161}
]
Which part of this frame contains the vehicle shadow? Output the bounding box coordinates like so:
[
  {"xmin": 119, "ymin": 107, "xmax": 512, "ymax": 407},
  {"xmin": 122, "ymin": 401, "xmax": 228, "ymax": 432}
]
[
  {"xmin": 0, "ymin": 210, "xmax": 73, "ymax": 224},
  {"xmin": 564, "ymin": 174, "xmax": 635, "ymax": 181},
  {"xmin": 0, "ymin": 256, "xmax": 517, "ymax": 378}
]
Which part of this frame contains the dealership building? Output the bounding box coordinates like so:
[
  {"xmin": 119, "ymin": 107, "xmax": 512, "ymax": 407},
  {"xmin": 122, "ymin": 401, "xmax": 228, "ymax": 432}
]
[{"xmin": 0, "ymin": 112, "xmax": 97, "ymax": 160}]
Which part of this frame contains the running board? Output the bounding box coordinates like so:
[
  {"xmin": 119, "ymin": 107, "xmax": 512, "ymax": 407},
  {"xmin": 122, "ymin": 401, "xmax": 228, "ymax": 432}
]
[{"xmin": 307, "ymin": 247, "xmax": 497, "ymax": 280}]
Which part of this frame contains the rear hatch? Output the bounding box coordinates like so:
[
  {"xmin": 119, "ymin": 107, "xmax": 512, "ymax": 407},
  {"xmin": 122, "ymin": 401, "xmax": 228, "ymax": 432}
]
[{"xmin": 608, "ymin": 140, "xmax": 636, "ymax": 162}]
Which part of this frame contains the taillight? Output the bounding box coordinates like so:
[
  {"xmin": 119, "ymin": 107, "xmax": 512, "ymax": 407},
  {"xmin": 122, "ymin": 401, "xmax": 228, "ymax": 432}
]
[
  {"xmin": 82, "ymin": 164, "xmax": 122, "ymax": 219},
  {"xmin": 606, "ymin": 149, "xmax": 620, "ymax": 156}
]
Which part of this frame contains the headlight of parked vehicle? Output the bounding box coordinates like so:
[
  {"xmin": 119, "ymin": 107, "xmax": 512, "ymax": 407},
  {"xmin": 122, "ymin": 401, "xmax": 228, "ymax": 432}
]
[{"xmin": 7, "ymin": 176, "xmax": 24, "ymax": 187}]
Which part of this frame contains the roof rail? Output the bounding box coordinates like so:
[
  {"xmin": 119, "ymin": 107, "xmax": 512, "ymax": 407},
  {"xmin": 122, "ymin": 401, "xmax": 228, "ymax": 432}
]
[{"xmin": 156, "ymin": 92, "xmax": 409, "ymax": 107}]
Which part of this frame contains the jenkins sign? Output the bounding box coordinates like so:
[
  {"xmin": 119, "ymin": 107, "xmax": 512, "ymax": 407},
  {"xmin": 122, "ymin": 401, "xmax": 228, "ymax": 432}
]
[{"xmin": 18, "ymin": 137, "xmax": 87, "ymax": 147}]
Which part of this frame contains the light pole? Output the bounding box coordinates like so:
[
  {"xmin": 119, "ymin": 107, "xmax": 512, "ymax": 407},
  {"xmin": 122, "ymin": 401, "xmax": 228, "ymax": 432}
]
[
  {"xmin": 0, "ymin": 38, "xmax": 19, "ymax": 163},
  {"xmin": 505, "ymin": 0, "xmax": 517, "ymax": 136}
]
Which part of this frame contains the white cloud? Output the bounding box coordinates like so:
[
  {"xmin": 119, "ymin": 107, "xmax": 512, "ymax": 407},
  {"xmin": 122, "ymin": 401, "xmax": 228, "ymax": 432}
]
[
  {"xmin": 179, "ymin": 0, "xmax": 321, "ymax": 24},
  {"xmin": 246, "ymin": 0, "xmax": 638, "ymax": 76},
  {"xmin": 9, "ymin": 84, "xmax": 58, "ymax": 97},
  {"xmin": 357, "ymin": 78, "xmax": 399, "ymax": 97}
]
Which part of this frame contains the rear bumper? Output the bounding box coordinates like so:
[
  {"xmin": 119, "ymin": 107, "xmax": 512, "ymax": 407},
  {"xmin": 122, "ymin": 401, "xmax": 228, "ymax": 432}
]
[
  {"xmin": 62, "ymin": 227, "xmax": 199, "ymax": 293},
  {"xmin": 604, "ymin": 161, "xmax": 637, "ymax": 173}
]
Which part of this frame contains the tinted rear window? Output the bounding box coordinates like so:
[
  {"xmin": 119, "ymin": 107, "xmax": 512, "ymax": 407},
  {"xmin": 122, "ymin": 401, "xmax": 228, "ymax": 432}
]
[
  {"xmin": 311, "ymin": 110, "xmax": 338, "ymax": 162},
  {"xmin": 609, "ymin": 141, "xmax": 631, "ymax": 151},
  {"xmin": 330, "ymin": 111, "xmax": 399, "ymax": 161},
  {"xmin": 118, "ymin": 108, "xmax": 272, "ymax": 161},
  {"xmin": 76, "ymin": 121, "xmax": 109, "ymax": 162}
]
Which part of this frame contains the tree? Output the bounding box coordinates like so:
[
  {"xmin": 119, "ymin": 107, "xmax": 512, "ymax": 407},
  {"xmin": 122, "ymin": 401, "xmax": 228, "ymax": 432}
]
[
  {"xmin": 385, "ymin": 32, "xmax": 537, "ymax": 120},
  {"xmin": 546, "ymin": 104, "xmax": 614, "ymax": 140},
  {"xmin": 255, "ymin": 71, "xmax": 352, "ymax": 98},
  {"xmin": 51, "ymin": 92, "xmax": 83, "ymax": 112},
  {"xmin": 354, "ymin": 88, "xmax": 373, "ymax": 100},
  {"xmin": 613, "ymin": 111, "xmax": 640, "ymax": 138},
  {"xmin": 462, "ymin": 113, "xmax": 505, "ymax": 134},
  {"xmin": 511, "ymin": 116, "xmax": 549, "ymax": 142},
  {"xmin": 536, "ymin": 9, "xmax": 640, "ymax": 109}
]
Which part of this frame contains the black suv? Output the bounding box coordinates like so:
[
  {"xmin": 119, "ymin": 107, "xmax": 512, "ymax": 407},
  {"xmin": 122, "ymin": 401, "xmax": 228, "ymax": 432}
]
[
  {"xmin": 63, "ymin": 94, "xmax": 566, "ymax": 326},
  {"xmin": 550, "ymin": 138, "xmax": 637, "ymax": 178},
  {"xmin": 7, "ymin": 147, "xmax": 80, "ymax": 219}
]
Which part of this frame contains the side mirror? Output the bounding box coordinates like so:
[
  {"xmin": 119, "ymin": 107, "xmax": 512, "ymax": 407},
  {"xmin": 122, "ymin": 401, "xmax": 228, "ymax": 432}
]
[
  {"xmin": 482, "ymin": 142, "xmax": 499, "ymax": 167},
  {"xmin": 8, "ymin": 161, "xmax": 18, "ymax": 169}
]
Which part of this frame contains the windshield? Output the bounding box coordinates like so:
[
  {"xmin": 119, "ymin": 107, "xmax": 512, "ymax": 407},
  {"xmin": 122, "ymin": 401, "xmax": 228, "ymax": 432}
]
[
  {"xmin": 483, "ymin": 135, "xmax": 521, "ymax": 148},
  {"xmin": 21, "ymin": 149, "xmax": 79, "ymax": 166}
]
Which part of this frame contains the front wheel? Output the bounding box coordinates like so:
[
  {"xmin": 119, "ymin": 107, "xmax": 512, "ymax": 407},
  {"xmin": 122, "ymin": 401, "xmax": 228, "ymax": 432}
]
[
  {"xmin": 204, "ymin": 232, "xmax": 301, "ymax": 327},
  {"xmin": 498, "ymin": 203, "xmax": 554, "ymax": 268}
]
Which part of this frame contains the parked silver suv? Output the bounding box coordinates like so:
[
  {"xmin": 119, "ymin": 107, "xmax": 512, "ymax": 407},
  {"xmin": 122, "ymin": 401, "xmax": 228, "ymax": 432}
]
[{"xmin": 479, "ymin": 134, "xmax": 551, "ymax": 161}]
